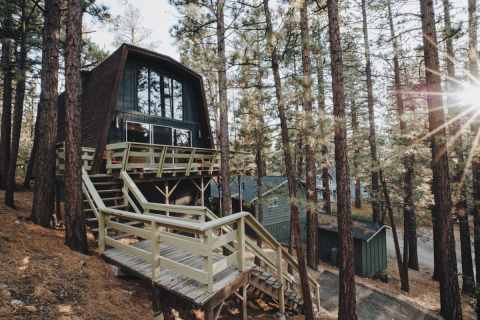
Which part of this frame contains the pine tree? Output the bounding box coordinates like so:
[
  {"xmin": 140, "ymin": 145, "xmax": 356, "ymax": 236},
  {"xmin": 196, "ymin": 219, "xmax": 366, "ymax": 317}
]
[
  {"xmin": 419, "ymin": 0, "xmax": 462, "ymax": 317},
  {"xmin": 326, "ymin": 0, "xmax": 357, "ymax": 318},
  {"xmin": 31, "ymin": 0, "xmax": 61, "ymax": 227}
]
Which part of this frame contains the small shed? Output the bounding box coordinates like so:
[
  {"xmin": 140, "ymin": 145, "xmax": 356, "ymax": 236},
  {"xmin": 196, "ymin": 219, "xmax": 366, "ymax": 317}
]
[
  {"xmin": 209, "ymin": 176, "xmax": 310, "ymax": 244},
  {"xmin": 317, "ymin": 215, "xmax": 388, "ymax": 277}
]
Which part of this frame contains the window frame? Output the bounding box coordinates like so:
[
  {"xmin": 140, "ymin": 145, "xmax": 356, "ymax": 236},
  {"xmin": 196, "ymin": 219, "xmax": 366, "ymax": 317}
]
[
  {"xmin": 125, "ymin": 120, "xmax": 192, "ymax": 147},
  {"xmin": 134, "ymin": 66, "xmax": 184, "ymax": 121}
]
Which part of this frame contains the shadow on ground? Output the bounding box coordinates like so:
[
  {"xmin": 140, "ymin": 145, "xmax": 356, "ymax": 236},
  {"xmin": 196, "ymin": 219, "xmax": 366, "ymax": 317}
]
[{"xmin": 319, "ymin": 271, "xmax": 439, "ymax": 320}]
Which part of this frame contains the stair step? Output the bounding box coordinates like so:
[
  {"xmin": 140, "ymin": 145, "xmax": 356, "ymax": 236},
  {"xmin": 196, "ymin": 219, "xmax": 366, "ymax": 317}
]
[
  {"xmin": 93, "ymin": 181, "xmax": 121, "ymax": 186},
  {"xmin": 108, "ymin": 204, "xmax": 129, "ymax": 210},
  {"xmin": 89, "ymin": 174, "xmax": 112, "ymax": 178},
  {"xmin": 258, "ymin": 272, "xmax": 273, "ymax": 281},
  {"xmin": 86, "ymin": 217, "xmax": 98, "ymax": 222},
  {"xmin": 101, "ymin": 196, "xmax": 123, "ymax": 202},
  {"xmin": 98, "ymin": 189, "xmax": 122, "ymax": 194}
]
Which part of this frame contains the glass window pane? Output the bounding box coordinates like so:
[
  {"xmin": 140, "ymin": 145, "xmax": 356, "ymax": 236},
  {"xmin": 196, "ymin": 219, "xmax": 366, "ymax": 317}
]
[
  {"xmin": 150, "ymin": 71, "xmax": 162, "ymax": 116},
  {"xmin": 173, "ymin": 80, "xmax": 183, "ymax": 120},
  {"xmin": 163, "ymin": 77, "xmax": 172, "ymax": 118},
  {"xmin": 136, "ymin": 67, "xmax": 149, "ymax": 114},
  {"xmin": 152, "ymin": 125, "xmax": 172, "ymax": 145},
  {"xmin": 126, "ymin": 122, "xmax": 150, "ymax": 143},
  {"xmin": 174, "ymin": 129, "xmax": 191, "ymax": 147}
]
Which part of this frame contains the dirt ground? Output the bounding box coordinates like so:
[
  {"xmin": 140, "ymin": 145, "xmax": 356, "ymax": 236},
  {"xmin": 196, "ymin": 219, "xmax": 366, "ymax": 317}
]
[
  {"xmin": 0, "ymin": 189, "xmax": 153, "ymax": 320},
  {"xmin": 0, "ymin": 189, "xmax": 477, "ymax": 320}
]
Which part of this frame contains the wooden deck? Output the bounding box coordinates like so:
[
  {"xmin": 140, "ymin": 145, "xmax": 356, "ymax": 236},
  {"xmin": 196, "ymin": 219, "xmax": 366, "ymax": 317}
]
[
  {"xmin": 79, "ymin": 168, "xmax": 321, "ymax": 317},
  {"xmin": 104, "ymin": 240, "xmax": 246, "ymax": 305}
]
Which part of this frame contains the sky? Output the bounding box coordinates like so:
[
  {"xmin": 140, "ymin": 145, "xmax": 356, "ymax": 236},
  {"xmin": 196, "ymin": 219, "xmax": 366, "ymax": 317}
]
[{"xmin": 85, "ymin": 0, "xmax": 180, "ymax": 59}]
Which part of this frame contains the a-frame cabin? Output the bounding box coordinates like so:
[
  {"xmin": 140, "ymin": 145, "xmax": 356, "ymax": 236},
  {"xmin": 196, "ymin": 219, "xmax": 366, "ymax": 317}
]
[{"xmin": 55, "ymin": 44, "xmax": 321, "ymax": 319}]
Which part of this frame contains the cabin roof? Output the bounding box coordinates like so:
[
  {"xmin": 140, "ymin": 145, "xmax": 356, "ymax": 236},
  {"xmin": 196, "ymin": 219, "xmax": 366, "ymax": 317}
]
[
  {"xmin": 317, "ymin": 214, "xmax": 388, "ymax": 242},
  {"xmin": 57, "ymin": 44, "xmax": 213, "ymax": 170},
  {"xmin": 210, "ymin": 176, "xmax": 310, "ymax": 203}
]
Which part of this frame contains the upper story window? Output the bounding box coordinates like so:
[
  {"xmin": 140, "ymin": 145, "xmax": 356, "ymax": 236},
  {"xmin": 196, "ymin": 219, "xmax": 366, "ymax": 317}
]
[{"xmin": 135, "ymin": 67, "xmax": 183, "ymax": 121}]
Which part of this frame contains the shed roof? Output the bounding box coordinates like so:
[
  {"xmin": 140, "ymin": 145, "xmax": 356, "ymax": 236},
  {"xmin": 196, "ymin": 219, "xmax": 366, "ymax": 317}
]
[
  {"xmin": 210, "ymin": 176, "xmax": 289, "ymax": 202},
  {"xmin": 317, "ymin": 214, "xmax": 388, "ymax": 242}
]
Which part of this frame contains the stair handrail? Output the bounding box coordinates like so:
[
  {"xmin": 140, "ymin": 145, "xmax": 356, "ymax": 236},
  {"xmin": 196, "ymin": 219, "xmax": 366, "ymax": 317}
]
[
  {"xmin": 120, "ymin": 170, "xmax": 210, "ymax": 219},
  {"xmin": 203, "ymin": 207, "xmax": 321, "ymax": 311},
  {"xmin": 82, "ymin": 167, "xmax": 108, "ymax": 252}
]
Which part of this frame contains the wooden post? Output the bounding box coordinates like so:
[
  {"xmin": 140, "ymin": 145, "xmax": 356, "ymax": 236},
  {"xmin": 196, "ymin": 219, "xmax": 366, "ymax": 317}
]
[
  {"xmin": 205, "ymin": 229, "xmax": 214, "ymax": 292},
  {"xmin": 152, "ymin": 221, "xmax": 160, "ymax": 281},
  {"xmin": 237, "ymin": 285, "xmax": 248, "ymax": 320},
  {"xmin": 106, "ymin": 150, "xmax": 112, "ymax": 174},
  {"xmin": 98, "ymin": 211, "xmax": 106, "ymax": 253},
  {"xmin": 276, "ymin": 246, "xmax": 285, "ymax": 315},
  {"xmin": 237, "ymin": 217, "xmax": 246, "ymax": 271},
  {"xmin": 201, "ymin": 177, "xmax": 205, "ymax": 206}
]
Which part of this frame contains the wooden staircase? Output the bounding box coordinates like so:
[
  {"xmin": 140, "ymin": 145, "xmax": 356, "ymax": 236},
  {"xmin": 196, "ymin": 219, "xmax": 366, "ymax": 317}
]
[
  {"xmin": 83, "ymin": 174, "xmax": 126, "ymax": 234},
  {"xmin": 80, "ymin": 169, "xmax": 321, "ymax": 318}
]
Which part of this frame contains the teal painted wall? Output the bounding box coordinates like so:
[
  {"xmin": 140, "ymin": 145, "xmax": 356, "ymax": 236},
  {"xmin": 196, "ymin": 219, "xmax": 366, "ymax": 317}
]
[
  {"xmin": 259, "ymin": 183, "xmax": 308, "ymax": 244},
  {"xmin": 317, "ymin": 228, "xmax": 387, "ymax": 277}
]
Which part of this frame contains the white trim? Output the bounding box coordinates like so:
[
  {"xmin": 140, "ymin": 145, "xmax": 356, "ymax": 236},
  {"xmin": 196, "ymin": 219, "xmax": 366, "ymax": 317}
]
[{"xmin": 125, "ymin": 120, "xmax": 192, "ymax": 147}]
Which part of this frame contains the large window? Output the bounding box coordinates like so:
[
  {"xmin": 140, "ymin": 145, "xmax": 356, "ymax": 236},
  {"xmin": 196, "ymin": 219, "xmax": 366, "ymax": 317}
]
[
  {"xmin": 135, "ymin": 67, "xmax": 183, "ymax": 120},
  {"xmin": 126, "ymin": 121, "xmax": 191, "ymax": 146},
  {"xmin": 126, "ymin": 122, "xmax": 150, "ymax": 143}
]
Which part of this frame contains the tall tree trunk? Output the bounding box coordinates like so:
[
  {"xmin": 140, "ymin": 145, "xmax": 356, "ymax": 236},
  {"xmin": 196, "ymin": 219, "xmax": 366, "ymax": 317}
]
[
  {"xmin": 254, "ymin": 41, "xmax": 265, "ymax": 266},
  {"xmin": 23, "ymin": 114, "xmax": 39, "ymax": 189},
  {"xmin": 468, "ymin": 0, "xmax": 480, "ymax": 310},
  {"xmin": 380, "ymin": 170, "xmax": 409, "ymax": 292},
  {"xmin": 419, "ymin": 0, "xmax": 462, "ymax": 318},
  {"xmin": 64, "ymin": 0, "xmax": 88, "ymax": 253},
  {"xmin": 326, "ymin": 0, "xmax": 357, "ymax": 318},
  {"xmin": 387, "ymin": 0, "xmax": 419, "ymax": 271},
  {"xmin": 315, "ymin": 38, "xmax": 332, "ymax": 215},
  {"xmin": 350, "ymin": 98, "xmax": 362, "ymax": 209},
  {"xmin": 217, "ymin": 0, "xmax": 232, "ymax": 216},
  {"xmin": 0, "ymin": 5, "xmax": 14, "ymax": 190},
  {"xmin": 263, "ymin": 0, "xmax": 314, "ymax": 318},
  {"xmin": 360, "ymin": 0, "xmax": 380, "ymax": 223},
  {"xmin": 442, "ymin": 0, "xmax": 475, "ymax": 294},
  {"xmin": 31, "ymin": 0, "xmax": 61, "ymax": 228},
  {"xmin": 300, "ymin": 0, "xmax": 318, "ymax": 270},
  {"xmin": 5, "ymin": 1, "xmax": 29, "ymax": 207}
]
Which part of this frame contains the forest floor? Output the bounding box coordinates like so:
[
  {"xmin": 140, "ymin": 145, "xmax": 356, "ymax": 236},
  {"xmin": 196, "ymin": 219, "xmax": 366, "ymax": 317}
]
[{"xmin": 0, "ymin": 188, "xmax": 476, "ymax": 319}]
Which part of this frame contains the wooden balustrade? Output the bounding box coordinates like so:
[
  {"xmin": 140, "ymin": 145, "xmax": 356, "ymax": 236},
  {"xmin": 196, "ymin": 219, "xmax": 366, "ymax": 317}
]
[
  {"xmin": 56, "ymin": 143, "xmax": 95, "ymax": 175},
  {"xmin": 105, "ymin": 142, "xmax": 253, "ymax": 176},
  {"xmin": 99, "ymin": 207, "xmax": 248, "ymax": 291}
]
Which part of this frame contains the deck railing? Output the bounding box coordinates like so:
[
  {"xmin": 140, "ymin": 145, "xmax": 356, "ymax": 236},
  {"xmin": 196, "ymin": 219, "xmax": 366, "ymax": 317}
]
[
  {"xmin": 82, "ymin": 169, "xmax": 247, "ymax": 292},
  {"xmin": 105, "ymin": 142, "xmax": 254, "ymax": 176},
  {"xmin": 56, "ymin": 143, "xmax": 96, "ymax": 175},
  {"xmin": 203, "ymin": 208, "xmax": 321, "ymax": 314},
  {"xmin": 82, "ymin": 170, "xmax": 320, "ymax": 313}
]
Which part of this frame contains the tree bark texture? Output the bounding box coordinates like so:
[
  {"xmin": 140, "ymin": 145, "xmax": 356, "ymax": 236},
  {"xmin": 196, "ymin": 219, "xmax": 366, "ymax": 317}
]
[
  {"xmin": 441, "ymin": 0, "xmax": 475, "ymax": 294},
  {"xmin": 0, "ymin": 5, "xmax": 14, "ymax": 190},
  {"xmin": 64, "ymin": 0, "xmax": 88, "ymax": 253},
  {"xmin": 350, "ymin": 98, "xmax": 362, "ymax": 209},
  {"xmin": 360, "ymin": 0, "xmax": 380, "ymax": 223},
  {"xmin": 327, "ymin": 0, "xmax": 357, "ymax": 318},
  {"xmin": 217, "ymin": 0, "xmax": 232, "ymax": 216},
  {"xmin": 31, "ymin": 0, "xmax": 61, "ymax": 227},
  {"xmin": 419, "ymin": 0, "xmax": 462, "ymax": 318},
  {"xmin": 386, "ymin": 0, "xmax": 419, "ymax": 271},
  {"xmin": 300, "ymin": 0, "xmax": 318, "ymax": 270},
  {"xmin": 467, "ymin": 0, "xmax": 480, "ymax": 303},
  {"xmin": 315, "ymin": 40, "xmax": 332, "ymax": 215},
  {"xmin": 5, "ymin": 1, "xmax": 29, "ymax": 207},
  {"xmin": 263, "ymin": 0, "xmax": 315, "ymax": 318},
  {"xmin": 380, "ymin": 170, "xmax": 409, "ymax": 292}
]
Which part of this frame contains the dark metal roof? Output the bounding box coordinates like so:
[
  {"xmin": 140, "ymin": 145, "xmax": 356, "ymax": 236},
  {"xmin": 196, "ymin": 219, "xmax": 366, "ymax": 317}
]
[
  {"xmin": 210, "ymin": 176, "xmax": 304, "ymax": 203},
  {"xmin": 317, "ymin": 214, "xmax": 387, "ymax": 242}
]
